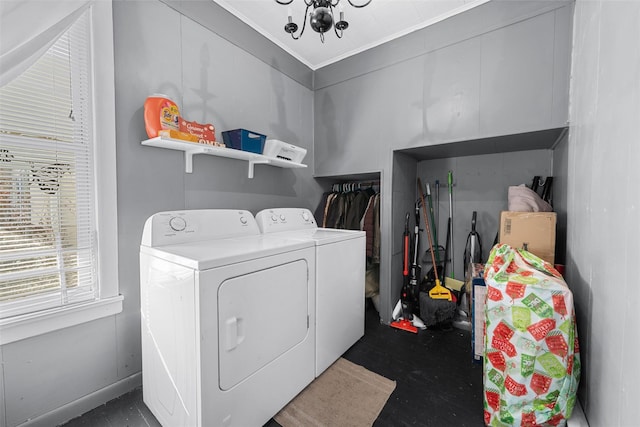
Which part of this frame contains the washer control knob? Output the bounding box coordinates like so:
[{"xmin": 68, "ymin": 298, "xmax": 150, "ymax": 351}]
[
  {"xmin": 239, "ymin": 216, "xmax": 248, "ymax": 225},
  {"xmin": 301, "ymin": 211, "xmax": 310, "ymax": 221},
  {"xmin": 169, "ymin": 216, "xmax": 187, "ymax": 232},
  {"xmin": 279, "ymin": 214, "xmax": 286, "ymax": 221},
  {"xmin": 271, "ymin": 214, "xmax": 278, "ymax": 222}
]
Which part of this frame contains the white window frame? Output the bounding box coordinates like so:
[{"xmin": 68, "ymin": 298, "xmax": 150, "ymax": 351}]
[{"xmin": 0, "ymin": 0, "xmax": 122, "ymax": 345}]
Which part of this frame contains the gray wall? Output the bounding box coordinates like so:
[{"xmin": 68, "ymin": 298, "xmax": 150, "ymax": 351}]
[
  {"xmin": 314, "ymin": 3, "xmax": 572, "ymax": 175},
  {"xmin": 416, "ymin": 149, "xmax": 553, "ymax": 277},
  {"xmin": 7, "ymin": 0, "xmax": 638, "ymax": 425},
  {"xmin": 114, "ymin": 0, "xmax": 319, "ymax": 396},
  {"xmin": 314, "ymin": 2, "xmax": 574, "ymax": 322},
  {"xmin": 389, "ymin": 152, "xmax": 419, "ymax": 318},
  {"xmin": 383, "ymin": 148, "xmax": 554, "ymax": 326},
  {"xmin": 0, "ymin": 2, "xmax": 319, "ymax": 426},
  {"xmin": 160, "ymin": 0, "xmax": 313, "ymax": 90},
  {"xmin": 552, "ymin": 131, "xmax": 569, "ymax": 265},
  {"xmin": 567, "ymin": 0, "xmax": 640, "ymax": 424}
]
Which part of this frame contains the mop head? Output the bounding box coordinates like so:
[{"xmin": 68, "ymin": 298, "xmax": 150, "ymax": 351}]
[
  {"xmin": 390, "ymin": 300, "xmax": 426, "ymax": 333},
  {"xmin": 390, "ymin": 319, "xmax": 418, "ymax": 334},
  {"xmin": 419, "ymin": 291, "xmax": 457, "ymax": 327}
]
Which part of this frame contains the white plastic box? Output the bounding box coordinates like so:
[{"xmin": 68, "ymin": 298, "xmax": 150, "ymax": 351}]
[{"xmin": 263, "ymin": 139, "xmax": 307, "ymax": 163}]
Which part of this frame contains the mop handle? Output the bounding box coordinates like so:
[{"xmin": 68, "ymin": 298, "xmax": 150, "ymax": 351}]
[
  {"xmin": 417, "ymin": 178, "xmax": 439, "ymax": 283},
  {"xmin": 425, "ymin": 183, "xmax": 440, "ymax": 265},
  {"xmin": 403, "ymin": 213, "xmax": 409, "ymax": 276},
  {"xmin": 403, "ymin": 234, "xmax": 409, "ymax": 276},
  {"xmin": 435, "ymin": 180, "xmax": 439, "ymax": 244},
  {"xmin": 448, "ymin": 170, "xmax": 454, "ymax": 278}
]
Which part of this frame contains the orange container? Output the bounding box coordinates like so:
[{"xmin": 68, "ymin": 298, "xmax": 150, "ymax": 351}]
[
  {"xmin": 180, "ymin": 119, "xmax": 216, "ymax": 145},
  {"xmin": 144, "ymin": 94, "xmax": 180, "ymax": 138}
]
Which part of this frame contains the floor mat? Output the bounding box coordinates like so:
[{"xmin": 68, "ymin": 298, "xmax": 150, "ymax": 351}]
[{"xmin": 274, "ymin": 357, "xmax": 396, "ymax": 427}]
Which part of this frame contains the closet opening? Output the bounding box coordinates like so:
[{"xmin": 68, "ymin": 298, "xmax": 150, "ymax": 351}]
[
  {"xmin": 314, "ymin": 172, "xmax": 383, "ymax": 315},
  {"xmin": 387, "ymin": 128, "xmax": 568, "ymax": 327}
]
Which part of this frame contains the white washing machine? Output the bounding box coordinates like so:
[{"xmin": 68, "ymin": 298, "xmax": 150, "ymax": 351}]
[
  {"xmin": 140, "ymin": 209, "xmax": 316, "ymax": 427},
  {"xmin": 256, "ymin": 208, "xmax": 365, "ymax": 376}
]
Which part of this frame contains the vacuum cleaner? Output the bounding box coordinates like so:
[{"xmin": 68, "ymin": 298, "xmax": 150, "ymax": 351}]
[{"xmin": 390, "ymin": 213, "xmax": 425, "ymax": 333}]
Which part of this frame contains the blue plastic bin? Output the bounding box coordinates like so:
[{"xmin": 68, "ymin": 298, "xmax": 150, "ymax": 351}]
[{"xmin": 221, "ymin": 129, "xmax": 267, "ymax": 154}]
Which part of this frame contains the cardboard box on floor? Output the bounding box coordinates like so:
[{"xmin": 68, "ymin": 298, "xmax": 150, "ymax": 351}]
[{"xmin": 498, "ymin": 211, "xmax": 556, "ymax": 264}]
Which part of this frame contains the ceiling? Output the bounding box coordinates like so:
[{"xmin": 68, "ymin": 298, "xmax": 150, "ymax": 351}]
[{"xmin": 212, "ymin": 0, "xmax": 489, "ymax": 70}]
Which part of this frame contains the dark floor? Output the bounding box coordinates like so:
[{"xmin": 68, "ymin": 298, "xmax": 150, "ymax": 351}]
[
  {"xmin": 61, "ymin": 303, "xmax": 484, "ymax": 427},
  {"xmin": 342, "ymin": 304, "xmax": 484, "ymax": 427}
]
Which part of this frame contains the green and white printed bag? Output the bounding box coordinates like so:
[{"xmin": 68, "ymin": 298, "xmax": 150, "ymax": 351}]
[{"xmin": 483, "ymin": 244, "xmax": 580, "ymax": 427}]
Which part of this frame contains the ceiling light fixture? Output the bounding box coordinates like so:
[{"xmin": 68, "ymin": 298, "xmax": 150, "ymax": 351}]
[{"xmin": 276, "ymin": 0, "xmax": 372, "ymax": 43}]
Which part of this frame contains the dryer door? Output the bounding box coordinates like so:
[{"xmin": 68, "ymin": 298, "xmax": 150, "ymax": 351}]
[{"xmin": 217, "ymin": 259, "xmax": 309, "ymax": 390}]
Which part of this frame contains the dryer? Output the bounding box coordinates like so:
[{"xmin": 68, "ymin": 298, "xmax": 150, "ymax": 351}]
[
  {"xmin": 140, "ymin": 209, "xmax": 316, "ymax": 427},
  {"xmin": 256, "ymin": 208, "xmax": 365, "ymax": 376}
]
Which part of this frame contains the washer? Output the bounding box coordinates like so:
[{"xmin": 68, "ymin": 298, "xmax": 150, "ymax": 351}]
[
  {"xmin": 140, "ymin": 209, "xmax": 316, "ymax": 427},
  {"xmin": 256, "ymin": 208, "xmax": 365, "ymax": 376}
]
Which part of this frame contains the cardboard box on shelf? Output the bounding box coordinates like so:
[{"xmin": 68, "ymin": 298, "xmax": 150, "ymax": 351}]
[{"xmin": 499, "ymin": 211, "xmax": 557, "ymax": 264}]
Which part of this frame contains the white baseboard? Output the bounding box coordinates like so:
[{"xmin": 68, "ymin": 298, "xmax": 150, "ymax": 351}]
[{"xmin": 16, "ymin": 372, "xmax": 142, "ymax": 427}]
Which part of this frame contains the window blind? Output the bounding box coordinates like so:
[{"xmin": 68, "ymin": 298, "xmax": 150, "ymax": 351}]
[{"xmin": 0, "ymin": 10, "xmax": 97, "ymax": 318}]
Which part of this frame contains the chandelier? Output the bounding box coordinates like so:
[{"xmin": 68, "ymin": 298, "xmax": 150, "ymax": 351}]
[{"xmin": 275, "ymin": 0, "xmax": 373, "ymax": 43}]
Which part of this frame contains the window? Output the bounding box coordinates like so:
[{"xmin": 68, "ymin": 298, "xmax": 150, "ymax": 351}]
[{"xmin": 0, "ymin": 1, "xmax": 121, "ymax": 343}]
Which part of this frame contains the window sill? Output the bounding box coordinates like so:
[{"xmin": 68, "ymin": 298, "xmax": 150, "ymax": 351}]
[{"xmin": 0, "ymin": 295, "xmax": 123, "ymax": 345}]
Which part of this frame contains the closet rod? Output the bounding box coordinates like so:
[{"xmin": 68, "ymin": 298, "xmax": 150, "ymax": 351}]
[
  {"xmin": 331, "ymin": 181, "xmax": 381, "ymax": 193},
  {"xmin": 335, "ymin": 180, "xmax": 380, "ymax": 185}
]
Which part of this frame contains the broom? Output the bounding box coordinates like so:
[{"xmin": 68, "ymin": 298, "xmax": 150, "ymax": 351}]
[
  {"xmin": 417, "ymin": 178, "xmax": 458, "ymax": 327},
  {"xmin": 417, "ymin": 178, "xmax": 451, "ymax": 301}
]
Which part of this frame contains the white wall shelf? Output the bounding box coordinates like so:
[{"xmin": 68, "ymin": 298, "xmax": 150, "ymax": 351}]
[{"xmin": 142, "ymin": 136, "xmax": 307, "ymax": 178}]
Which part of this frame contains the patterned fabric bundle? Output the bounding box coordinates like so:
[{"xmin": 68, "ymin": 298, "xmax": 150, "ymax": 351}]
[{"xmin": 483, "ymin": 244, "xmax": 580, "ymax": 426}]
